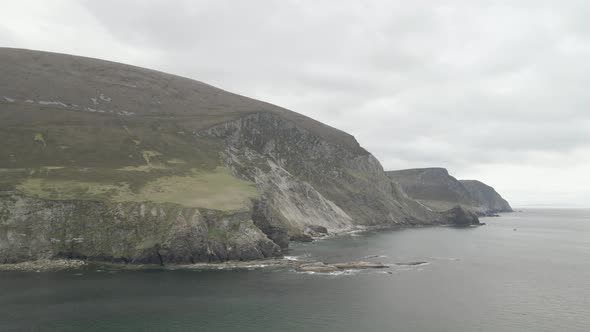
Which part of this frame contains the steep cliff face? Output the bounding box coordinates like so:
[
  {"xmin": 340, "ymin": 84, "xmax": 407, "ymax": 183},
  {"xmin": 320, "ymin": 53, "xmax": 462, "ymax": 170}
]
[
  {"xmin": 204, "ymin": 113, "xmax": 439, "ymax": 231},
  {"xmin": 0, "ymin": 48, "xmax": 477, "ymax": 264},
  {"xmin": 387, "ymin": 168, "xmax": 512, "ymax": 215},
  {"xmin": 460, "ymin": 180, "xmax": 513, "ymax": 213},
  {"xmin": 0, "ymin": 192, "xmax": 280, "ymax": 264}
]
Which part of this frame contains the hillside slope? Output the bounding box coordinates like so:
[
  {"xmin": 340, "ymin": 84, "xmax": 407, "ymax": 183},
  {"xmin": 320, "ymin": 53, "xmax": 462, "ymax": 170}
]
[{"xmin": 0, "ymin": 48, "xmax": 475, "ymax": 264}]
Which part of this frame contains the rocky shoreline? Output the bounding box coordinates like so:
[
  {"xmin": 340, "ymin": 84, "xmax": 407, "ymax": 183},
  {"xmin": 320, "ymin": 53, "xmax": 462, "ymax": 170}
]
[
  {"xmin": 0, "ymin": 258, "xmax": 394, "ymax": 274},
  {"xmin": 0, "ymin": 259, "xmax": 87, "ymax": 272},
  {"xmin": 0, "ymin": 220, "xmax": 492, "ymax": 272},
  {"xmin": 0, "ymin": 257, "xmax": 387, "ymax": 273}
]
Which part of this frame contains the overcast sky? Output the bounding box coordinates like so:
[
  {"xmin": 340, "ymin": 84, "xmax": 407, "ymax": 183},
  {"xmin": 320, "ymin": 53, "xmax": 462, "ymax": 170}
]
[{"xmin": 2, "ymin": 0, "xmax": 589, "ymax": 207}]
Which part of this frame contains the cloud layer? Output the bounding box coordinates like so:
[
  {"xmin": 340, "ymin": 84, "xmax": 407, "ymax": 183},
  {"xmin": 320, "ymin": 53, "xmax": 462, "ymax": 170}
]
[{"xmin": 2, "ymin": 0, "xmax": 589, "ymax": 207}]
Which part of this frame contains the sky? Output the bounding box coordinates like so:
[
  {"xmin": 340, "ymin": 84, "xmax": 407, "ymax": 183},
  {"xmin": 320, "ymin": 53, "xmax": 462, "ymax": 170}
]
[{"xmin": 1, "ymin": 0, "xmax": 589, "ymax": 207}]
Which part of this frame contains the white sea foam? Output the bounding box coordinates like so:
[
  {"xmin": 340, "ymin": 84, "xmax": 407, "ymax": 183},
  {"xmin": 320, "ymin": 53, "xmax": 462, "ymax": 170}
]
[
  {"xmin": 297, "ymin": 268, "xmax": 362, "ymax": 277},
  {"xmin": 99, "ymin": 94, "xmax": 112, "ymax": 102},
  {"xmin": 300, "ymin": 270, "xmax": 347, "ymax": 276},
  {"xmin": 243, "ymin": 264, "xmax": 269, "ymax": 269},
  {"xmin": 39, "ymin": 100, "xmax": 68, "ymax": 107}
]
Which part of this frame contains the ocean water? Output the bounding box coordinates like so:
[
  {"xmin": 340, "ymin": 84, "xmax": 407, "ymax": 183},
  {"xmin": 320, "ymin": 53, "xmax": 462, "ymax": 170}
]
[{"xmin": 1, "ymin": 209, "xmax": 589, "ymax": 331}]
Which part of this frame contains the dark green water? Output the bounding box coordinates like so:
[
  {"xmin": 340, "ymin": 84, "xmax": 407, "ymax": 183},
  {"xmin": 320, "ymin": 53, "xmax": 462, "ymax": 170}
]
[{"xmin": 1, "ymin": 209, "xmax": 589, "ymax": 331}]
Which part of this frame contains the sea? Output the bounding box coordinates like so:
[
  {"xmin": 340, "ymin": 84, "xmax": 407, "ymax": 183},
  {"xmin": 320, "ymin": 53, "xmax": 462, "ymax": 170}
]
[{"xmin": 1, "ymin": 208, "xmax": 589, "ymax": 331}]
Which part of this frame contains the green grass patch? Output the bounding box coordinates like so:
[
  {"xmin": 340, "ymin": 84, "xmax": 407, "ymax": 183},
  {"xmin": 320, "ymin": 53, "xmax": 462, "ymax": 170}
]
[
  {"xmin": 118, "ymin": 164, "xmax": 169, "ymax": 172},
  {"xmin": 17, "ymin": 178, "xmax": 130, "ymax": 201},
  {"xmin": 15, "ymin": 167, "xmax": 259, "ymax": 211},
  {"xmin": 116, "ymin": 167, "xmax": 259, "ymax": 211}
]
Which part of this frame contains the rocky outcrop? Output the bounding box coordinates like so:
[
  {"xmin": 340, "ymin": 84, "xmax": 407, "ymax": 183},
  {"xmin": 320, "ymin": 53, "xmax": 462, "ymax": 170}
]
[
  {"xmin": 387, "ymin": 168, "xmax": 512, "ymax": 215},
  {"xmin": 439, "ymin": 206, "xmax": 482, "ymax": 226},
  {"xmin": 306, "ymin": 225, "xmax": 328, "ymax": 235},
  {"xmin": 460, "ymin": 180, "xmax": 513, "ymax": 213}
]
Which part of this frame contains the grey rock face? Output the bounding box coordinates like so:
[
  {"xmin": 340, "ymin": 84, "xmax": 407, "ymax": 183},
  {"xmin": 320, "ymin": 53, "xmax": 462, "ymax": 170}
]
[
  {"xmin": 251, "ymin": 199, "xmax": 290, "ymax": 249},
  {"xmin": 306, "ymin": 225, "xmax": 328, "ymax": 234},
  {"xmin": 440, "ymin": 206, "xmax": 481, "ymax": 226},
  {"xmin": 0, "ymin": 193, "xmax": 280, "ymax": 264},
  {"xmin": 205, "ymin": 113, "xmax": 440, "ymax": 231}
]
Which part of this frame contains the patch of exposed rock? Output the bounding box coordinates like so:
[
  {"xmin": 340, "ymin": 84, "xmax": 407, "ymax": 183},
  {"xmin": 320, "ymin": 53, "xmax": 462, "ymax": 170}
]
[
  {"xmin": 306, "ymin": 224, "xmax": 328, "ymax": 235},
  {"xmin": 289, "ymin": 233, "xmax": 314, "ymax": 243},
  {"xmin": 296, "ymin": 261, "xmax": 389, "ymax": 273}
]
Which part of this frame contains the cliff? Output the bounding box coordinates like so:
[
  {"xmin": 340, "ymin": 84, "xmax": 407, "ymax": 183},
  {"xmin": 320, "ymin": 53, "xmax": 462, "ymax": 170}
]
[
  {"xmin": 460, "ymin": 180, "xmax": 513, "ymax": 213},
  {"xmin": 387, "ymin": 168, "xmax": 512, "ymax": 215},
  {"xmin": 0, "ymin": 48, "xmax": 478, "ymax": 264}
]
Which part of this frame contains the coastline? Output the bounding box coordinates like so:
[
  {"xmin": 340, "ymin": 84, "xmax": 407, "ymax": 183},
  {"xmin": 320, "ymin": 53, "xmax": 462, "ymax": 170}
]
[
  {"xmin": 0, "ymin": 217, "xmax": 502, "ymax": 273},
  {"xmin": 0, "ymin": 257, "xmax": 299, "ymax": 273}
]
